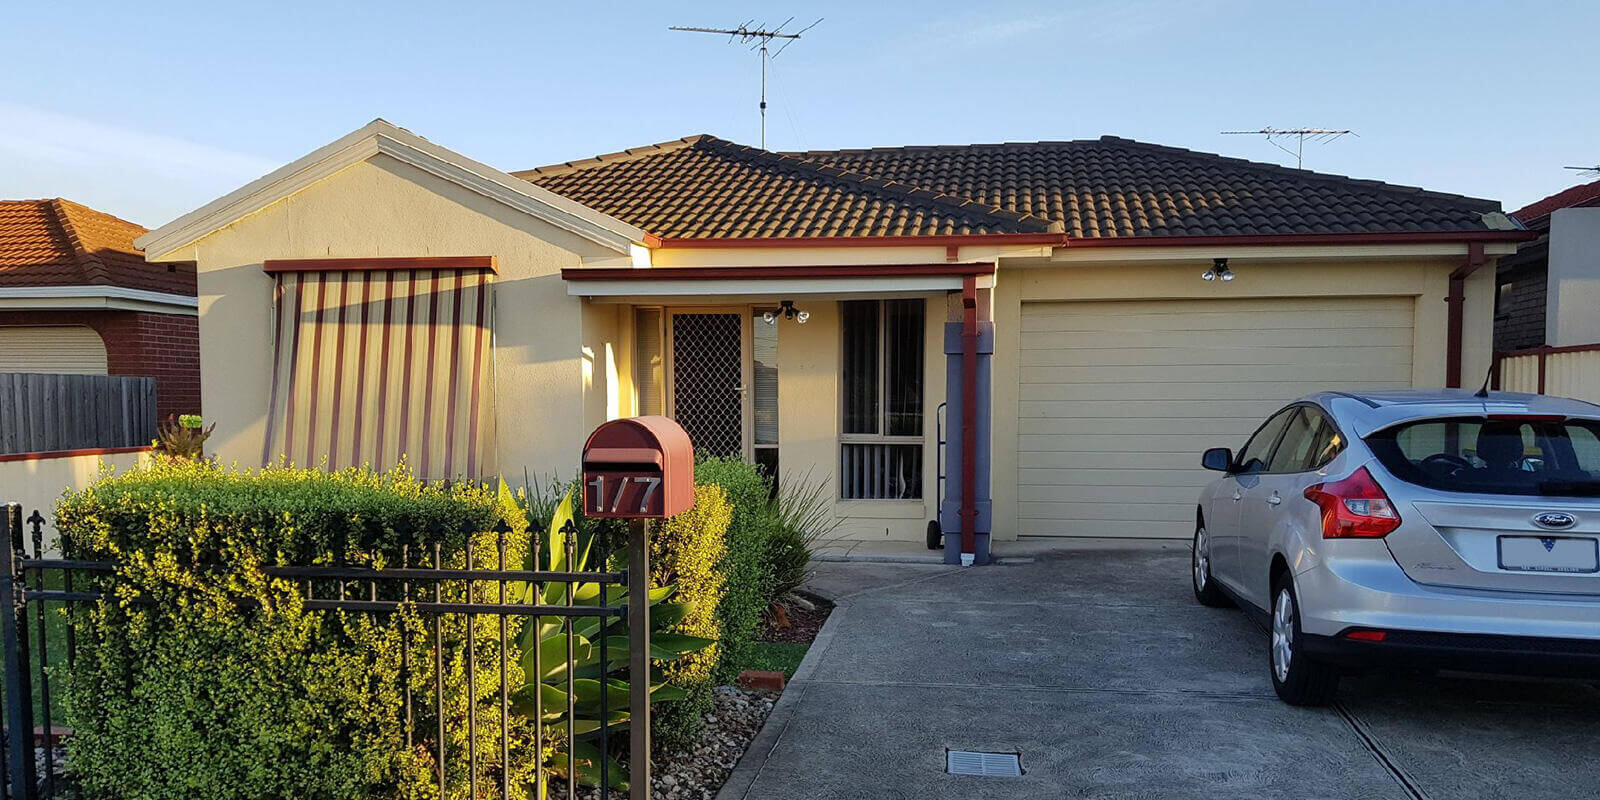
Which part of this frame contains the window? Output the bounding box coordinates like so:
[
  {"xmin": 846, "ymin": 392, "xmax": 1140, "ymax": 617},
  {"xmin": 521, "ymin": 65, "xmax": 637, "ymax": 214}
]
[
  {"xmin": 1267, "ymin": 407, "xmax": 1344, "ymax": 473},
  {"xmin": 840, "ymin": 299, "xmax": 925, "ymax": 499},
  {"xmin": 1495, "ymin": 281, "xmax": 1515, "ymax": 321},
  {"xmin": 1236, "ymin": 408, "xmax": 1294, "ymax": 475},
  {"xmin": 753, "ymin": 310, "xmax": 779, "ymax": 485},
  {"xmin": 1369, "ymin": 416, "xmax": 1600, "ymax": 496},
  {"xmin": 634, "ymin": 307, "xmax": 664, "ymax": 416}
]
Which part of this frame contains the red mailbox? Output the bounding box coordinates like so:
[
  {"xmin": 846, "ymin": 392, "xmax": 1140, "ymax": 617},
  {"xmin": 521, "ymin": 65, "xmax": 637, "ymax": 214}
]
[{"xmin": 581, "ymin": 416, "xmax": 695, "ymax": 519}]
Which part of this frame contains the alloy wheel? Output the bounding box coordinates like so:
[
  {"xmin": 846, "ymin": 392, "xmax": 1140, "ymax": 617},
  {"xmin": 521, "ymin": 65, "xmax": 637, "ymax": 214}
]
[
  {"xmin": 1272, "ymin": 588, "xmax": 1295, "ymax": 683},
  {"xmin": 1193, "ymin": 527, "xmax": 1210, "ymax": 591}
]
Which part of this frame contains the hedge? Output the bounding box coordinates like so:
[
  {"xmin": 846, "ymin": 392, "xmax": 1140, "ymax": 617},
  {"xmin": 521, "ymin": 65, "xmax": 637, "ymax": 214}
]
[
  {"xmin": 54, "ymin": 460, "xmax": 531, "ymax": 800},
  {"xmin": 691, "ymin": 457, "xmax": 777, "ymax": 684},
  {"xmin": 644, "ymin": 482, "xmax": 732, "ymax": 750}
]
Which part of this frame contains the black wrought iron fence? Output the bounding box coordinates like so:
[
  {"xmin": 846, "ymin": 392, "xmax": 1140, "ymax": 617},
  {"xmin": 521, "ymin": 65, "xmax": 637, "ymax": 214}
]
[{"xmin": 0, "ymin": 503, "xmax": 646, "ymax": 800}]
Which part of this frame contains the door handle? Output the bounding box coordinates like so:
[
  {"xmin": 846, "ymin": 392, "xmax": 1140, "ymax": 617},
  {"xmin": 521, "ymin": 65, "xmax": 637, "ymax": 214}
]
[
  {"xmin": 1266, "ymin": 492, "xmax": 1282, "ymax": 506},
  {"xmin": 1232, "ymin": 490, "xmax": 1243, "ymax": 502}
]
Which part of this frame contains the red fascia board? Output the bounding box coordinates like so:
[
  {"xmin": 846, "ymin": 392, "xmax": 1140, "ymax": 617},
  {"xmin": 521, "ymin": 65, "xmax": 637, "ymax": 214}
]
[
  {"xmin": 1057, "ymin": 230, "xmax": 1535, "ymax": 248},
  {"xmin": 655, "ymin": 233, "xmax": 1068, "ymax": 248},
  {"xmin": 263, "ymin": 256, "xmax": 498, "ymax": 274},
  {"xmin": 561, "ymin": 263, "xmax": 996, "ymax": 282},
  {"xmin": 0, "ymin": 445, "xmax": 155, "ymax": 464}
]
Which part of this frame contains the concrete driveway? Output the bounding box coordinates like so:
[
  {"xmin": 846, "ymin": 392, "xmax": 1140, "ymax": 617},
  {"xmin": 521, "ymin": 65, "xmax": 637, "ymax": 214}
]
[{"xmin": 719, "ymin": 545, "xmax": 1600, "ymax": 800}]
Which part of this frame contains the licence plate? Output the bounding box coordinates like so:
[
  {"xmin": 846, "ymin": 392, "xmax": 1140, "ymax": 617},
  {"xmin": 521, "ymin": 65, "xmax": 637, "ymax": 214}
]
[{"xmin": 1498, "ymin": 536, "xmax": 1600, "ymax": 573}]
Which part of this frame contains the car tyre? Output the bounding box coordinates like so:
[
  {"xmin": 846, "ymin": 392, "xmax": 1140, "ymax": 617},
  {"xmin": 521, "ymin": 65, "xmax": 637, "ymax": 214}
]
[
  {"xmin": 1269, "ymin": 574, "xmax": 1340, "ymax": 706},
  {"xmin": 1191, "ymin": 522, "xmax": 1230, "ymax": 608}
]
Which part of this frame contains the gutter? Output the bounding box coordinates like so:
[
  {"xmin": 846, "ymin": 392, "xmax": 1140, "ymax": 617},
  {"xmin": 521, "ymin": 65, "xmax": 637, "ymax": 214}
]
[
  {"xmin": 561, "ymin": 262, "xmax": 995, "ymax": 281},
  {"xmin": 1445, "ymin": 242, "xmax": 1487, "ymax": 388},
  {"xmin": 651, "ymin": 229, "xmax": 1534, "ymax": 250}
]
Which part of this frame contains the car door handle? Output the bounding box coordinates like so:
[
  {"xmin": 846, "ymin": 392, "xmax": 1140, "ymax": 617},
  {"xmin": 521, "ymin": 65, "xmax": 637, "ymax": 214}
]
[
  {"xmin": 1266, "ymin": 492, "xmax": 1282, "ymax": 506},
  {"xmin": 1232, "ymin": 490, "xmax": 1243, "ymax": 502}
]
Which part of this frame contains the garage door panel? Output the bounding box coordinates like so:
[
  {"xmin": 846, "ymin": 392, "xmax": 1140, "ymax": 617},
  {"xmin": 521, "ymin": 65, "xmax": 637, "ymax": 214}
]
[
  {"xmin": 1020, "ymin": 344, "xmax": 1414, "ymax": 369},
  {"xmin": 1021, "ymin": 326, "xmax": 1413, "ymax": 352},
  {"xmin": 1022, "ymin": 362, "xmax": 1414, "ymax": 385},
  {"xmin": 1018, "ymin": 296, "xmax": 1414, "ymax": 539}
]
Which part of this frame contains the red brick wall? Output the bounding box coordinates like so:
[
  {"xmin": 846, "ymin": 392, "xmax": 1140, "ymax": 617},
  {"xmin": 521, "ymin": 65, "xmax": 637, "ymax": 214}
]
[{"xmin": 1, "ymin": 309, "xmax": 201, "ymax": 418}]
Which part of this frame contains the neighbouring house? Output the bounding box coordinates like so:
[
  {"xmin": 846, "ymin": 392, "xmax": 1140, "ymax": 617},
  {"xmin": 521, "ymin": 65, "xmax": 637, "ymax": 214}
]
[
  {"xmin": 0, "ymin": 198, "xmax": 201, "ymax": 419},
  {"xmin": 1494, "ymin": 179, "xmax": 1600, "ymax": 352},
  {"xmin": 135, "ymin": 120, "xmax": 1527, "ymax": 557}
]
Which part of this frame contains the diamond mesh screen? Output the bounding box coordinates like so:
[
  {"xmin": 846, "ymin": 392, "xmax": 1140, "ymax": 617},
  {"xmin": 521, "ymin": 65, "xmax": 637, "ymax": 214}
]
[{"xmin": 672, "ymin": 313, "xmax": 744, "ymax": 457}]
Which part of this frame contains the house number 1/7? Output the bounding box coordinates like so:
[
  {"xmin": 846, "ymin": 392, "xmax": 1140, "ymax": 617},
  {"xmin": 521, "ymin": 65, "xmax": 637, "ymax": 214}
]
[{"xmin": 587, "ymin": 474, "xmax": 662, "ymax": 515}]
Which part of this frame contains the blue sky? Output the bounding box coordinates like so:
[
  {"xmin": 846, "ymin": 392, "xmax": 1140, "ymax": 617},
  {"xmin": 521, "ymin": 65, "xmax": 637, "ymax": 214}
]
[{"xmin": 2, "ymin": 0, "xmax": 1593, "ymax": 227}]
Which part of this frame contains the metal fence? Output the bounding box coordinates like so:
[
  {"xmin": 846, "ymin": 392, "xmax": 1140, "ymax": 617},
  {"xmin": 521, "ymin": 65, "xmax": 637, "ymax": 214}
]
[
  {"xmin": 1493, "ymin": 343, "xmax": 1600, "ymax": 406},
  {"xmin": 0, "ymin": 503, "xmax": 649, "ymax": 800},
  {"xmin": 0, "ymin": 374, "xmax": 157, "ymax": 455}
]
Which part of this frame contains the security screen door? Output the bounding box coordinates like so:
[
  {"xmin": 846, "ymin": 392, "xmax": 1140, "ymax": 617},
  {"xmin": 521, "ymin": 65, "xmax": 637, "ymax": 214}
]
[{"xmin": 668, "ymin": 312, "xmax": 747, "ymax": 458}]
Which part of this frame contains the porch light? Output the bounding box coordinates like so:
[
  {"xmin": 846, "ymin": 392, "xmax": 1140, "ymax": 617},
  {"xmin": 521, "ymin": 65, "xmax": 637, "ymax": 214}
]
[
  {"xmin": 764, "ymin": 300, "xmax": 809, "ymax": 324},
  {"xmin": 1202, "ymin": 258, "xmax": 1235, "ymax": 282}
]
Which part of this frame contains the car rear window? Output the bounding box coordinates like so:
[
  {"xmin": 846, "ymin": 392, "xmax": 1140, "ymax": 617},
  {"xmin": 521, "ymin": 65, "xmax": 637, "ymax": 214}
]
[{"xmin": 1367, "ymin": 416, "xmax": 1600, "ymax": 496}]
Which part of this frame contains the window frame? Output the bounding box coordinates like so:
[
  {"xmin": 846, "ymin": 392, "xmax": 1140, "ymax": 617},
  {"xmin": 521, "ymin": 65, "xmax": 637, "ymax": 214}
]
[
  {"xmin": 1237, "ymin": 402, "xmax": 1348, "ymax": 476},
  {"xmin": 838, "ymin": 298, "xmax": 926, "ymax": 500}
]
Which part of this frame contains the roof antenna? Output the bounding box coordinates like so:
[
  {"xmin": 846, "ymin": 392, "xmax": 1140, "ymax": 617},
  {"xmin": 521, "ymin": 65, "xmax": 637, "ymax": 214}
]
[
  {"xmin": 1564, "ymin": 165, "xmax": 1600, "ymax": 178},
  {"xmin": 670, "ymin": 18, "xmax": 822, "ymax": 150},
  {"xmin": 1474, "ymin": 362, "xmax": 1494, "ymax": 399},
  {"xmin": 1221, "ymin": 128, "xmax": 1357, "ymax": 169}
]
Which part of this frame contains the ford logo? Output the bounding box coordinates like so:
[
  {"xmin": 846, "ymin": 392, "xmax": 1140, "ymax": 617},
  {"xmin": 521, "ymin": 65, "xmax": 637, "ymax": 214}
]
[{"xmin": 1533, "ymin": 512, "xmax": 1577, "ymax": 530}]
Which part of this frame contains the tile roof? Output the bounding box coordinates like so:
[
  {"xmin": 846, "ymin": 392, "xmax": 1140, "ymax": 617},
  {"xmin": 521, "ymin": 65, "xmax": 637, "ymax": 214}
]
[
  {"xmin": 514, "ymin": 136, "xmax": 1058, "ymax": 238},
  {"xmin": 518, "ymin": 135, "xmax": 1511, "ymax": 241},
  {"xmin": 0, "ymin": 199, "xmax": 194, "ymax": 294},
  {"xmin": 1511, "ymin": 178, "xmax": 1600, "ymax": 231}
]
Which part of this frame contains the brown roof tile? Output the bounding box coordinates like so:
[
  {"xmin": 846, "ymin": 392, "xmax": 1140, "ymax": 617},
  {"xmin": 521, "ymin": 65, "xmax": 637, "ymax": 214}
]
[
  {"xmin": 518, "ymin": 134, "xmax": 1509, "ymax": 241},
  {"xmin": 0, "ymin": 199, "xmax": 194, "ymax": 294},
  {"xmin": 1511, "ymin": 178, "xmax": 1600, "ymax": 232}
]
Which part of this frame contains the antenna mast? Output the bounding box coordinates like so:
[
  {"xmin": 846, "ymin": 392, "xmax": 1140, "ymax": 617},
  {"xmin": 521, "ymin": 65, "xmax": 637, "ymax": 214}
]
[
  {"xmin": 1221, "ymin": 127, "xmax": 1356, "ymax": 169},
  {"xmin": 1564, "ymin": 165, "xmax": 1600, "ymax": 178},
  {"xmin": 670, "ymin": 18, "xmax": 821, "ymax": 149}
]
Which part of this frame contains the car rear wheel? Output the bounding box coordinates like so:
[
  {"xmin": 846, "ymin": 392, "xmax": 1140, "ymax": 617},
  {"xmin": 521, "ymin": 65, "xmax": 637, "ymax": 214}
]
[
  {"xmin": 1191, "ymin": 522, "xmax": 1230, "ymax": 607},
  {"xmin": 1269, "ymin": 576, "xmax": 1340, "ymax": 706}
]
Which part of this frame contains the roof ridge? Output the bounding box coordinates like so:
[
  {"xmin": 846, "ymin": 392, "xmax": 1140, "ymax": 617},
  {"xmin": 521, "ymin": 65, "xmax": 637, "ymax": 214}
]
[
  {"xmin": 511, "ymin": 135, "xmax": 711, "ymax": 180},
  {"xmin": 701, "ymin": 139, "xmax": 1060, "ymax": 234},
  {"xmin": 45, "ymin": 198, "xmax": 114, "ymax": 286},
  {"xmin": 1512, "ymin": 177, "xmax": 1600, "ymax": 225},
  {"xmin": 1092, "ymin": 135, "xmax": 1504, "ymax": 211}
]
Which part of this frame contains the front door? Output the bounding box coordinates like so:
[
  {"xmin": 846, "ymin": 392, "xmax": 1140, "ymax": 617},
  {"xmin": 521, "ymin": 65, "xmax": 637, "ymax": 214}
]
[{"xmin": 668, "ymin": 311, "xmax": 746, "ymax": 458}]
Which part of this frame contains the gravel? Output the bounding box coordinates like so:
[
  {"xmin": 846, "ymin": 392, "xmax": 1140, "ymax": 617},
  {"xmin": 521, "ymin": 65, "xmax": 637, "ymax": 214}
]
[{"xmin": 563, "ymin": 685, "xmax": 778, "ymax": 800}]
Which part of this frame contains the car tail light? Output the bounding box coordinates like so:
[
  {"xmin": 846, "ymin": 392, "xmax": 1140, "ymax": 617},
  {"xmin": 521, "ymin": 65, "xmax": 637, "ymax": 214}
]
[
  {"xmin": 1304, "ymin": 466, "xmax": 1401, "ymax": 539},
  {"xmin": 1344, "ymin": 630, "xmax": 1388, "ymax": 642}
]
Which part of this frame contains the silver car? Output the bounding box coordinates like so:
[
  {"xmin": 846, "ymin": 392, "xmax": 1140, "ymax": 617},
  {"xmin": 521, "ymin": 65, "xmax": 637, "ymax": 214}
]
[{"xmin": 1193, "ymin": 388, "xmax": 1600, "ymax": 705}]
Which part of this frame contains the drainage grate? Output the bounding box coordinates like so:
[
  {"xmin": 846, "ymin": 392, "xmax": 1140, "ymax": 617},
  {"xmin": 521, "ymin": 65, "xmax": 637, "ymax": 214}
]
[{"xmin": 946, "ymin": 750, "xmax": 1023, "ymax": 777}]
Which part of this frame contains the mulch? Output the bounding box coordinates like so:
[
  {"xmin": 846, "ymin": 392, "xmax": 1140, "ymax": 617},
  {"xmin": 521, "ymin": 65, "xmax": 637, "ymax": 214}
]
[{"xmin": 754, "ymin": 594, "xmax": 832, "ymax": 645}]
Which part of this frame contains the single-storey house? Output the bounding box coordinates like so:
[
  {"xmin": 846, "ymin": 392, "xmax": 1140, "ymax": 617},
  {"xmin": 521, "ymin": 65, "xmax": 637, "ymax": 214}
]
[
  {"xmin": 136, "ymin": 120, "xmax": 1527, "ymax": 556},
  {"xmin": 1494, "ymin": 178, "xmax": 1600, "ymax": 352},
  {"xmin": 1, "ymin": 198, "xmax": 200, "ymax": 419}
]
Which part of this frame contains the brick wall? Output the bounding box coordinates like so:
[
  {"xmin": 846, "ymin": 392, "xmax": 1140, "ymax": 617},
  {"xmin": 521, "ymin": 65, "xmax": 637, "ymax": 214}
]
[
  {"xmin": 1, "ymin": 309, "xmax": 201, "ymax": 418},
  {"xmin": 1494, "ymin": 263, "xmax": 1547, "ymax": 353}
]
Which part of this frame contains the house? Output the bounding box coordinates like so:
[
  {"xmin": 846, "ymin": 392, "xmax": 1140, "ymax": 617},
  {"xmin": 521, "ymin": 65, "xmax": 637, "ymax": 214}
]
[
  {"xmin": 1494, "ymin": 179, "xmax": 1600, "ymax": 352},
  {"xmin": 0, "ymin": 198, "xmax": 201, "ymax": 419},
  {"xmin": 135, "ymin": 120, "xmax": 1527, "ymax": 558}
]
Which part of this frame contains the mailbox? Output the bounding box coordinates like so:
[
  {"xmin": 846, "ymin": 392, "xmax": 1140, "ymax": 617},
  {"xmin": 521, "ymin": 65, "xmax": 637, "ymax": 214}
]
[{"xmin": 581, "ymin": 416, "xmax": 695, "ymax": 519}]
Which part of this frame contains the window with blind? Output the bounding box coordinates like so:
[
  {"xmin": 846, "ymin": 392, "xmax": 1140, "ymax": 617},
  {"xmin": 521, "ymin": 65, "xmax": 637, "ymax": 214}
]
[
  {"xmin": 262, "ymin": 267, "xmax": 496, "ymax": 480},
  {"xmin": 840, "ymin": 299, "xmax": 924, "ymax": 500},
  {"xmin": 634, "ymin": 307, "xmax": 664, "ymax": 416},
  {"xmin": 753, "ymin": 310, "xmax": 779, "ymax": 483}
]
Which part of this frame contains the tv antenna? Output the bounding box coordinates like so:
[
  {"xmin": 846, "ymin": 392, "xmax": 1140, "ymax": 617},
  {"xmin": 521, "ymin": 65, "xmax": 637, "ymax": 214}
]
[
  {"xmin": 1221, "ymin": 127, "xmax": 1357, "ymax": 169},
  {"xmin": 1564, "ymin": 165, "xmax": 1600, "ymax": 178},
  {"xmin": 670, "ymin": 18, "xmax": 822, "ymax": 150}
]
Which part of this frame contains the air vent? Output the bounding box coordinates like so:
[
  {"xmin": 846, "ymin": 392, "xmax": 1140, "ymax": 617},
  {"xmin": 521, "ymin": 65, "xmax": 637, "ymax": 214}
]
[{"xmin": 945, "ymin": 750, "xmax": 1023, "ymax": 777}]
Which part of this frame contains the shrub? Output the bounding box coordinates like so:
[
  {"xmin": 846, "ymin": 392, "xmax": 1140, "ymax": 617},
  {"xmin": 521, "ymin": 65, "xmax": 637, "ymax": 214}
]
[
  {"xmin": 54, "ymin": 459, "xmax": 531, "ymax": 800},
  {"xmin": 692, "ymin": 457, "xmax": 778, "ymax": 684},
  {"xmin": 645, "ymin": 482, "xmax": 732, "ymax": 749},
  {"xmin": 764, "ymin": 469, "xmax": 841, "ymax": 603}
]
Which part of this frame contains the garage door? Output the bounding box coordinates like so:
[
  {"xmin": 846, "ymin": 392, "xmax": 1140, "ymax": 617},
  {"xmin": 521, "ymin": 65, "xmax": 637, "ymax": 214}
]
[
  {"xmin": 1018, "ymin": 296, "xmax": 1414, "ymax": 539},
  {"xmin": 0, "ymin": 326, "xmax": 107, "ymax": 374}
]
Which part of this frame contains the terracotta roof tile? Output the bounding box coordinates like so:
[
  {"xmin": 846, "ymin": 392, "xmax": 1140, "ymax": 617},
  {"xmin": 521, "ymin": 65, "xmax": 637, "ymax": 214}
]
[
  {"xmin": 0, "ymin": 199, "xmax": 194, "ymax": 294},
  {"xmin": 1511, "ymin": 178, "xmax": 1600, "ymax": 231},
  {"xmin": 518, "ymin": 135, "xmax": 1510, "ymax": 240}
]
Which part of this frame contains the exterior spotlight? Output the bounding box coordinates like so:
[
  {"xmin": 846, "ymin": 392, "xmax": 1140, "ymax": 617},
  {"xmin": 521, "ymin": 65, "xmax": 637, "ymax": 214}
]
[
  {"xmin": 771, "ymin": 299, "xmax": 808, "ymax": 323},
  {"xmin": 1204, "ymin": 258, "xmax": 1235, "ymax": 282},
  {"xmin": 762, "ymin": 311, "xmax": 777, "ymax": 325},
  {"xmin": 795, "ymin": 310, "xmax": 810, "ymax": 324}
]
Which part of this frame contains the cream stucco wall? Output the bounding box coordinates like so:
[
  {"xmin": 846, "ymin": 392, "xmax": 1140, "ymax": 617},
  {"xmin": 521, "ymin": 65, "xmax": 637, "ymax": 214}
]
[
  {"xmin": 0, "ymin": 449, "xmax": 153, "ymax": 553},
  {"xmin": 987, "ymin": 254, "xmax": 1496, "ymax": 542},
  {"xmin": 160, "ymin": 153, "xmax": 624, "ymax": 480}
]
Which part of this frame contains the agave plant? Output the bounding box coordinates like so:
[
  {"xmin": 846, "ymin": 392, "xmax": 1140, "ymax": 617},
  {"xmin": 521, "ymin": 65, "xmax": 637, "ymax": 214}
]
[{"xmin": 510, "ymin": 489, "xmax": 711, "ymax": 790}]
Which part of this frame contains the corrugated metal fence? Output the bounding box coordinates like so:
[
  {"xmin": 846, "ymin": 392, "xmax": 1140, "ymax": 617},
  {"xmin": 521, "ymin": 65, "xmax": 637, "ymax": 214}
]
[
  {"xmin": 1493, "ymin": 344, "xmax": 1600, "ymax": 406},
  {"xmin": 0, "ymin": 374, "xmax": 157, "ymax": 455}
]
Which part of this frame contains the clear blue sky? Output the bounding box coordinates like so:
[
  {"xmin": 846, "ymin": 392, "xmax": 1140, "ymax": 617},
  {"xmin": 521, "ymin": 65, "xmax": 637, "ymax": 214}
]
[{"xmin": 2, "ymin": 0, "xmax": 1593, "ymax": 227}]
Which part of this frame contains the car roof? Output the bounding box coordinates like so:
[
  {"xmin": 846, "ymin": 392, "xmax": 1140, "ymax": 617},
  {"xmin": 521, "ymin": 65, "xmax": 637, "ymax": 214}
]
[{"xmin": 1304, "ymin": 389, "xmax": 1600, "ymax": 437}]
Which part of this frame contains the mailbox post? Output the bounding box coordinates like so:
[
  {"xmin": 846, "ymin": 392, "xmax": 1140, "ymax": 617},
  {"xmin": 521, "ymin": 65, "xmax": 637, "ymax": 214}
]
[{"xmin": 582, "ymin": 416, "xmax": 694, "ymax": 800}]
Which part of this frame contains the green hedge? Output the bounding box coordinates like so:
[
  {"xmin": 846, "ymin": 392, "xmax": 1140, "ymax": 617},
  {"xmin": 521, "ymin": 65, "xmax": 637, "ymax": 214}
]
[
  {"xmin": 692, "ymin": 457, "xmax": 777, "ymax": 684},
  {"xmin": 645, "ymin": 483, "xmax": 732, "ymax": 749},
  {"xmin": 55, "ymin": 460, "xmax": 531, "ymax": 800}
]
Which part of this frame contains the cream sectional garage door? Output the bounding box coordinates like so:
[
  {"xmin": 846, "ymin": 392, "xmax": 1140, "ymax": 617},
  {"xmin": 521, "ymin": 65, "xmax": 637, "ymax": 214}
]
[
  {"xmin": 1018, "ymin": 296, "xmax": 1414, "ymax": 539},
  {"xmin": 0, "ymin": 326, "xmax": 108, "ymax": 374}
]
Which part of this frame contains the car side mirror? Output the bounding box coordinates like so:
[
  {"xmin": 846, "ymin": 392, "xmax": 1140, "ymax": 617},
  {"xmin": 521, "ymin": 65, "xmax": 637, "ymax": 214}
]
[{"xmin": 1202, "ymin": 447, "xmax": 1234, "ymax": 472}]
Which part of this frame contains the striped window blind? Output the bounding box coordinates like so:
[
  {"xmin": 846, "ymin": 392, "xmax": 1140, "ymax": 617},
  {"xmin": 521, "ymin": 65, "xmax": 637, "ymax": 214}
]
[{"xmin": 262, "ymin": 268, "xmax": 496, "ymax": 480}]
